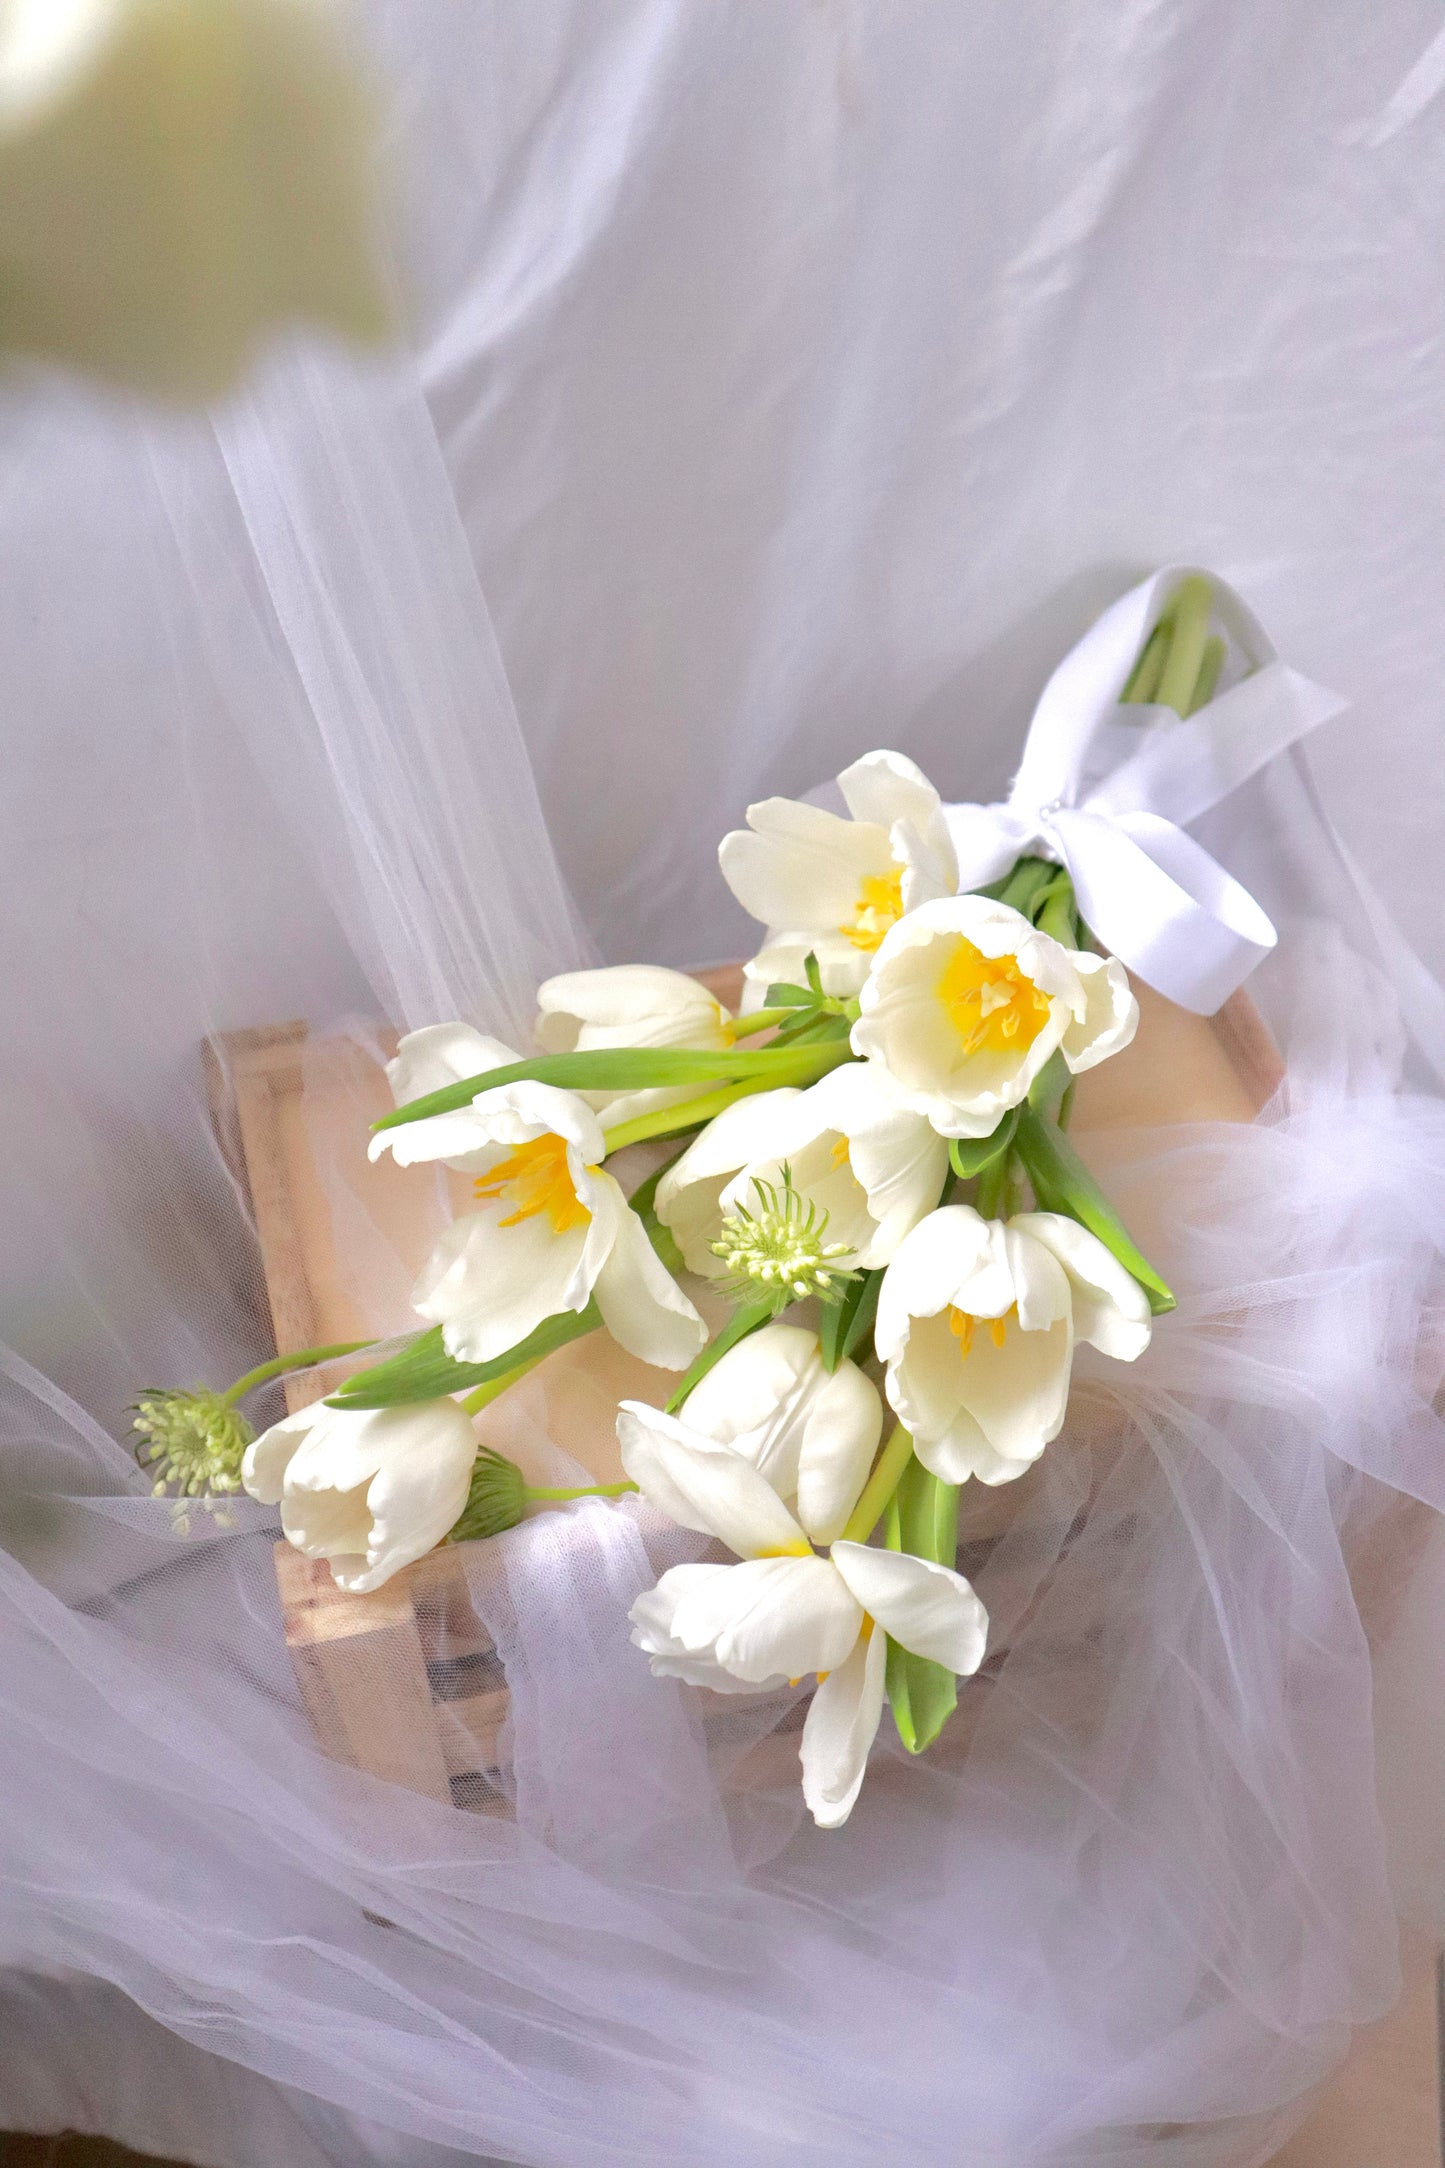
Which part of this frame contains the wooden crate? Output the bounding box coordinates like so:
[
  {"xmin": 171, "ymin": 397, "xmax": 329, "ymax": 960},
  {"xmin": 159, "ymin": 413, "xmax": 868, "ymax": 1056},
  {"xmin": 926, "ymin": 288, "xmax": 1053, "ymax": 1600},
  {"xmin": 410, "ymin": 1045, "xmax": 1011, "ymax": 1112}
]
[{"xmin": 205, "ymin": 970, "xmax": 1282, "ymax": 1812}]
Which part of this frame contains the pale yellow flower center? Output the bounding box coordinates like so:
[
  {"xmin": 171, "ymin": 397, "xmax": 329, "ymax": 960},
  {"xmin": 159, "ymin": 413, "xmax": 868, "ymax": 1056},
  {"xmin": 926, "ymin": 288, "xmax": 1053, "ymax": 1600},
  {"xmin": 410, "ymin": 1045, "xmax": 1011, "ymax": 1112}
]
[
  {"xmin": 474, "ymin": 1134, "xmax": 593, "ymax": 1234},
  {"xmin": 948, "ymin": 1305, "xmax": 1014, "ymax": 1355},
  {"xmin": 839, "ymin": 867, "xmax": 905, "ymax": 953},
  {"xmin": 937, "ymin": 939, "xmax": 1051, "ymax": 1057}
]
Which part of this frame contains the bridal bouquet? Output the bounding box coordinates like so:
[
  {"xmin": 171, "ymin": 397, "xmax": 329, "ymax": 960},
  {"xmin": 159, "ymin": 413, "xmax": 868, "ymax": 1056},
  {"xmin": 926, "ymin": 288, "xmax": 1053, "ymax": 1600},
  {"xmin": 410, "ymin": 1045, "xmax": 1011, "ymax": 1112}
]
[{"xmin": 134, "ymin": 568, "xmax": 1341, "ymax": 1826}]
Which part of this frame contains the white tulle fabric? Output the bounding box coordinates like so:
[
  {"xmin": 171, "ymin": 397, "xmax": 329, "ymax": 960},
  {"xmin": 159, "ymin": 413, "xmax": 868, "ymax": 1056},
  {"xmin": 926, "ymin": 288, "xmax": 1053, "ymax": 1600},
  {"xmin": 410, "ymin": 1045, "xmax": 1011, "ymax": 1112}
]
[{"xmin": 4, "ymin": 3, "xmax": 1445, "ymax": 2165}]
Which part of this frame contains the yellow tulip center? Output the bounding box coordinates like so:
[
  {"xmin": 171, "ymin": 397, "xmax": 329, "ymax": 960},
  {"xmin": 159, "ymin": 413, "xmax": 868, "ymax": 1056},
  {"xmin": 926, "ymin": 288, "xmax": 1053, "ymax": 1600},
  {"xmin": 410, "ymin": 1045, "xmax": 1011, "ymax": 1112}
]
[
  {"xmin": 948, "ymin": 1305, "xmax": 1014, "ymax": 1355},
  {"xmin": 474, "ymin": 1133, "xmax": 593, "ymax": 1235},
  {"xmin": 839, "ymin": 867, "xmax": 905, "ymax": 953},
  {"xmin": 937, "ymin": 939, "xmax": 1051, "ymax": 1057}
]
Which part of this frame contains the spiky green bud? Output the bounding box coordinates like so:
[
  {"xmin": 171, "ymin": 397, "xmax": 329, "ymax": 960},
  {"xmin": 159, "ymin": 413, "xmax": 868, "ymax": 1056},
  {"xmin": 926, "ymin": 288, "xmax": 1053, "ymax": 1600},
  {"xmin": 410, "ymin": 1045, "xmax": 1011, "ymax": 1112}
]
[{"xmin": 448, "ymin": 1446, "xmax": 528, "ymax": 1543}]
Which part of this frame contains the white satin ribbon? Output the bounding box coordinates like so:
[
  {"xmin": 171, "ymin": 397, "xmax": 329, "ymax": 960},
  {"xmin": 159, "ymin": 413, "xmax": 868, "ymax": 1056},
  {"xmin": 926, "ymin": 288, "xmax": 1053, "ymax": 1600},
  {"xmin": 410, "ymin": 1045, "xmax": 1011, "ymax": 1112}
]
[{"xmin": 943, "ymin": 567, "xmax": 1347, "ymax": 1015}]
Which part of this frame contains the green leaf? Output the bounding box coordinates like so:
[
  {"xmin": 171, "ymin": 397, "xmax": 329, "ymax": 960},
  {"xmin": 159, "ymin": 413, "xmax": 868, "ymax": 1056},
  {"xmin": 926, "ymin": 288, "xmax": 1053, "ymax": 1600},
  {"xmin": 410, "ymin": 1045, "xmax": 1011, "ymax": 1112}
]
[
  {"xmin": 1014, "ymin": 1104, "xmax": 1175, "ymax": 1314},
  {"xmin": 820, "ymin": 1265, "xmax": 882, "ymax": 1372},
  {"xmin": 884, "ymin": 1457, "xmax": 962, "ymax": 1755},
  {"xmin": 328, "ymin": 1303, "xmax": 603, "ymax": 1409},
  {"xmin": 764, "ymin": 981, "xmax": 817, "ymax": 1009},
  {"xmin": 374, "ymin": 1041, "xmax": 849, "ymax": 1134},
  {"xmin": 664, "ymin": 1301, "xmax": 775, "ymax": 1415},
  {"xmin": 804, "ymin": 951, "xmax": 824, "ymax": 997},
  {"xmin": 947, "ymin": 1104, "xmax": 1021, "ymax": 1183}
]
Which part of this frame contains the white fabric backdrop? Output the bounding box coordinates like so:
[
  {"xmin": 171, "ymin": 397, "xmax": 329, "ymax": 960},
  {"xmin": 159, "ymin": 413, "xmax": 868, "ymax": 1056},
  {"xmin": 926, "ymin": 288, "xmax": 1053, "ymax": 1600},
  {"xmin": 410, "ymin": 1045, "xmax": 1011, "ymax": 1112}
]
[{"xmin": 4, "ymin": 3, "xmax": 1445, "ymax": 2162}]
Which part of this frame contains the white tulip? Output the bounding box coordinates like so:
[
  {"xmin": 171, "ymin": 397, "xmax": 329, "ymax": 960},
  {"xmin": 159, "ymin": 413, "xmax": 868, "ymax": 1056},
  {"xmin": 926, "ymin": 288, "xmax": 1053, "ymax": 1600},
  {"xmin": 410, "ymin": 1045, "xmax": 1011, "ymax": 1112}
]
[
  {"xmin": 719, "ymin": 751, "xmax": 958, "ymax": 1008},
  {"xmin": 851, "ymin": 895, "xmax": 1138, "ymax": 1139},
  {"xmin": 242, "ymin": 1396, "xmax": 476, "ymax": 1593},
  {"xmin": 656, "ymin": 1061, "xmax": 947, "ymax": 1281},
  {"xmin": 371, "ymin": 1024, "xmax": 705, "ymax": 1372},
  {"xmin": 0, "ymin": 0, "xmax": 388, "ymax": 402},
  {"xmin": 875, "ymin": 1205, "xmax": 1152, "ymax": 1487},
  {"xmin": 535, "ymin": 964, "xmax": 735, "ymax": 1127},
  {"xmin": 652, "ymin": 1087, "xmax": 804, "ymax": 1276},
  {"xmin": 619, "ymin": 1334, "xmax": 987, "ymax": 1828},
  {"xmin": 677, "ymin": 1322, "xmax": 883, "ymax": 1545}
]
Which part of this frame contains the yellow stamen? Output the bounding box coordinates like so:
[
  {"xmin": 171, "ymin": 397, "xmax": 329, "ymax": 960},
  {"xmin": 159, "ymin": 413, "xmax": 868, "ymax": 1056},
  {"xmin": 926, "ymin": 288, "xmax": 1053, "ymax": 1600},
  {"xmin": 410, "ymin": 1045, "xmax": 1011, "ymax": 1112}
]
[
  {"xmin": 839, "ymin": 867, "xmax": 905, "ymax": 953},
  {"xmin": 936, "ymin": 938, "xmax": 1051, "ymax": 1057},
  {"xmin": 830, "ymin": 1134, "xmax": 851, "ymax": 1169},
  {"xmin": 474, "ymin": 1134, "xmax": 593, "ymax": 1235},
  {"xmin": 949, "ymin": 1305, "xmax": 1013, "ymax": 1351}
]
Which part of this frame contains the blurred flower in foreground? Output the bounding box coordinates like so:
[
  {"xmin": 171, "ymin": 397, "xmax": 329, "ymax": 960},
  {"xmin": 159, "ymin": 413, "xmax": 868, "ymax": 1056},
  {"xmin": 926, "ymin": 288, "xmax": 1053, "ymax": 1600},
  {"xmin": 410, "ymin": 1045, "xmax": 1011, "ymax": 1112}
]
[{"xmin": 0, "ymin": 0, "xmax": 390, "ymax": 401}]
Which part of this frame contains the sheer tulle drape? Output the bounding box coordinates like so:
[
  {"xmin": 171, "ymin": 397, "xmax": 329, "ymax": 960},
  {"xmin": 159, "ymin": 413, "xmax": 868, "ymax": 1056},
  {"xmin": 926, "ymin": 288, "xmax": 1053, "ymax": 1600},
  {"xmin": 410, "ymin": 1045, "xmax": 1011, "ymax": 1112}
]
[{"xmin": 4, "ymin": 3, "xmax": 1445, "ymax": 2163}]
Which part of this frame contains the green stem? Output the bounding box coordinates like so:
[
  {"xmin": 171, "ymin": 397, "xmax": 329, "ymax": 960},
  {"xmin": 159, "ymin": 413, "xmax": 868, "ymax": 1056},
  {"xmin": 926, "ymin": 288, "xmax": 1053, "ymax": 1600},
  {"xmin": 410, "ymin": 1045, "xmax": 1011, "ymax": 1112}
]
[
  {"xmin": 1155, "ymin": 575, "xmax": 1213, "ymax": 717},
  {"xmin": 840, "ymin": 1423, "xmax": 916, "ymax": 1546},
  {"xmin": 461, "ymin": 1356, "xmax": 544, "ymax": 1416},
  {"xmin": 525, "ymin": 1480, "xmax": 639, "ymax": 1502},
  {"xmin": 221, "ymin": 1339, "xmax": 375, "ymax": 1408},
  {"xmin": 1120, "ymin": 621, "xmax": 1168, "ymax": 705},
  {"xmin": 1186, "ymin": 634, "xmax": 1225, "ymax": 716},
  {"xmin": 727, "ymin": 1007, "xmax": 796, "ymax": 1039},
  {"xmin": 976, "ymin": 1148, "xmax": 1020, "ymax": 1220},
  {"xmin": 603, "ymin": 1045, "xmax": 851, "ymax": 1154}
]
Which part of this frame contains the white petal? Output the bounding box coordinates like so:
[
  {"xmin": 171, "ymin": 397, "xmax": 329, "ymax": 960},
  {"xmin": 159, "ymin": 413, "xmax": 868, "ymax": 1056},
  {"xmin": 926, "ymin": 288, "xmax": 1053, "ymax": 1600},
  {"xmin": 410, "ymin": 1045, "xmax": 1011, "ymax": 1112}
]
[
  {"xmin": 830, "ymin": 1542, "xmax": 989, "ymax": 1675},
  {"xmin": 371, "ymin": 1076, "xmax": 606, "ymax": 1172},
  {"xmin": 955, "ymin": 1311, "xmax": 1073, "ymax": 1471},
  {"xmin": 332, "ymin": 1404, "xmax": 477, "ymax": 1592},
  {"xmin": 536, "ymin": 965, "xmax": 731, "ymax": 1053},
  {"xmin": 678, "ymin": 1321, "xmax": 825, "ymax": 1493},
  {"xmin": 874, "ymin": 1206, "xmax": 999, "ymax": 1366},
  {"xmin": 836, "ymin": 749, "xmax": 943, "ymax": 840},
  {"xmin": 667, "ymin": 1554, "xmax": 864, "ymax": 1683},
  {"xmin": 277, "ymin": 1401, "xmax": 477, "ymax": 1594},
  {"xmin": 883, "ymin": 1315, "xmax": 978, "ymax": 1470},
  {"xmin": 719, "ymin": 798, "xmax": 892, "ymax": 931},
  {"xmin": 1059, "ymin": 953, "xmax": 1140, "ymax": 1074},
  {"xmin": 591, "ymin": 1178, "xmax": 706, "ymax": 1369},
  {"xmin": 794, "ymin": 1362, "xmax": 883, "ymax": 1547},
  {"xmin": 740, "ymin": 933, "xmax": 873, "ymax": 1006},
  {"xmin": 630, "ymin": 1572, "xmax": 789, "ymax": 1693},
  {"xmin": 385, "ymin": 1023, "xmax": 519, "ymax": 1110},
  {"xmin": 906, "ymin": 1394, "xmax": 1031, "ymax": 1486},
  {"xmin": 241, "ymin": 1406, "xmax": 318, "ymax": 1504},
  {"xmin": 799, "ymin": 1625, "xmax": 887, "ymax": 1828},
  {"xmin": 412, "ymin": 1207, "xmax": 595, "ymax": 1364},
  {"xmin": 1010, "ymin": 1211, "xmax": 1152, "ymax": 1360},
  {"xmin": 805, "ymin": 1063, "xmax": 950, "ymax": 1267},
  {"xmin": 616, "ymin": 1403, "xmax": 812, "ymax": 1558}
]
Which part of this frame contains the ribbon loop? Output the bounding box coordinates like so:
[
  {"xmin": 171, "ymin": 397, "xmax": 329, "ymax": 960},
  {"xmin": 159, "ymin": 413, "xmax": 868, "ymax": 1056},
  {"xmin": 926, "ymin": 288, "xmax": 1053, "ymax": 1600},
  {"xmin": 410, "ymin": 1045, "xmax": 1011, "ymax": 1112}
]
[{"xmin": 943, "ymin": 568, "xmax": 1345, "ymax": 1014}]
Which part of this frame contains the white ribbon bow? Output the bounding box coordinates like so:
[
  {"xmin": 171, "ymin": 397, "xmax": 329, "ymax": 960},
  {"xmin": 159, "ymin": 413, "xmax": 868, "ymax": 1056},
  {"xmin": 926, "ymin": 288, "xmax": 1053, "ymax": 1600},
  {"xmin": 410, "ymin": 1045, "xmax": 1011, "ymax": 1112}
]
[{"xmin": 943, "ymin": 568, "xmax": 1347, "ymax": 1014}]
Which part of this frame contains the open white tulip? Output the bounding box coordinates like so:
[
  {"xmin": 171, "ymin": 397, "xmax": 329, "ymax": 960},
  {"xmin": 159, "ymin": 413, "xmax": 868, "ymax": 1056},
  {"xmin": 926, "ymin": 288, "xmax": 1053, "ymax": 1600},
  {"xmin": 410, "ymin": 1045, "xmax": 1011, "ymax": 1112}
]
[
  {"xmin": 535, "ymin": 964, "xmax": 735, "ymax": 1127},
  {"xmin": 619, "ymin": 1335, "xmax": 987, "ymax": 1828},
  {"xmin": 0, "ymin": 0, "xmax": 389, "ymax": 402},
  {"xmin": 710, "ymin": 1061, "xmax": 949, "ymax": 1276},
  {"xmin": 242, "ymin": 1396, "xmax": 476, "ymax": 1594},
  {"xmin": 852, "ymin": 895, "xmax": 1138, "ymax": 1139},
  {"xmin": 875, "ymin": 1205, "xmax": 1152, "ymax": 1486},
  {"xmin": 371, "ymin": 1025, "xmax": 705, "ymax": 1371},
  {"xmin": 720, "ymin": 751, "xmax": 958, "ymax": 1008},
  {"xmin": 652, "ymin": 1087, "xmax": 805, "ymax": 1276}
]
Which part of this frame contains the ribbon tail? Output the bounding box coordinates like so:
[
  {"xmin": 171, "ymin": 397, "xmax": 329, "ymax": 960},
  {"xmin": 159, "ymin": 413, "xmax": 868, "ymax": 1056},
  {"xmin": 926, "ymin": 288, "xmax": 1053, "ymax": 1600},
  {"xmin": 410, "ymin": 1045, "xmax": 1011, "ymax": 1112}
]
[{"xmin": 1055, "ymin": 810, "xmax": 1277, "ymax": 1016}]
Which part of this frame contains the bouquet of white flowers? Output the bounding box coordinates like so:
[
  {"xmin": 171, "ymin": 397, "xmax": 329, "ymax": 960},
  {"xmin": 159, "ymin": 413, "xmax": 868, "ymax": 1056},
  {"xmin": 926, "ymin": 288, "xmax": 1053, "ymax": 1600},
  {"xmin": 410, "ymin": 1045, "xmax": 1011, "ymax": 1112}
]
[{"xmin": 135, "ymin": 566, "xmax": 1341, "ymax": 1827}]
